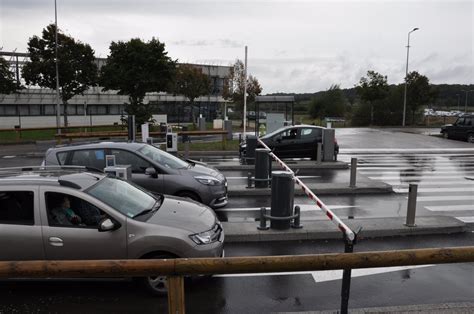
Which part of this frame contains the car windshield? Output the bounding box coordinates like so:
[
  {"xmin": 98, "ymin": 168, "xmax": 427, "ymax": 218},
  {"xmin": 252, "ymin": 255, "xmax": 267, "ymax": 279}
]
[
  {"xmin": 138, "ymin": 145, "xmax": 189, "ymax": 169},
  {"xmin": 86, "ymin": 177, "xmax": 158, "ymax": 218}
]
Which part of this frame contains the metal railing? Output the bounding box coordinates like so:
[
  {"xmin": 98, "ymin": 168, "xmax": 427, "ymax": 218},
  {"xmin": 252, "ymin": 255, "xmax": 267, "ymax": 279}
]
[{"xmin": 1, "ymin": 247, "xmax": 473, "ymax": 314}]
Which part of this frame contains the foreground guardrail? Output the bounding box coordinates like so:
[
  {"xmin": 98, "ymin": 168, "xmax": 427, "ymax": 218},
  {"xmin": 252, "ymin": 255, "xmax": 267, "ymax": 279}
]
[{"xmin": 1, "ymin": 246, "xmax": 473, "ymax": 314}]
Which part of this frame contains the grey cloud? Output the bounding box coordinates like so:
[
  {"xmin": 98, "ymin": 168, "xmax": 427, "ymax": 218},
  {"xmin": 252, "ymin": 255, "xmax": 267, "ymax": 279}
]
[{"xmin": 171, "ymin": 39, "xmax": 243, "ymax": 48}]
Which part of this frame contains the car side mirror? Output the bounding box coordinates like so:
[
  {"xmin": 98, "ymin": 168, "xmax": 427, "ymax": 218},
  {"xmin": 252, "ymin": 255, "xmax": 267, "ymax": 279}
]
[
  {"xmin": 145, "ymin": 167, "xmax": 158, "ymax": 178},
  {"xmin": 98, "ymin": 218, "xmax": 119, "ymax": 232}
]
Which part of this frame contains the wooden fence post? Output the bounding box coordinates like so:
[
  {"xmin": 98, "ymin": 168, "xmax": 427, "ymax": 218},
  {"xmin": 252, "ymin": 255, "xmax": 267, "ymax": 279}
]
[{"xmin": 168, "ymin": 275, "xmax": 185, "ymax": 314}]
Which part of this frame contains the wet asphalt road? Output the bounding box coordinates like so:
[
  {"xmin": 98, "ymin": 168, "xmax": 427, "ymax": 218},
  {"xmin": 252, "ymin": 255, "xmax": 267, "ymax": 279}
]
[
  {"xmin": 0, "ymin": 233, "xmax": 473, "ymax": 313},
  {"xmin": 0, "ymin": 128, "xmax": 473, "ymax": 312}
]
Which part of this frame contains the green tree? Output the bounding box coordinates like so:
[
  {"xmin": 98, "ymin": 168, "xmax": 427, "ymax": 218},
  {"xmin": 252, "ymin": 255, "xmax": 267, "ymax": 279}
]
[
  {"xmin": 174, "ymin": 64, "xmax": 211, "ymax": 123},
  {"xmin": 223, "ymin": 59, "xmax": 262, "ymax": 126},
  {"xmin": 355, "ymin": 70, "xmax": 389, "ymax": 125},
  {"xmin": 405, "ymin": 71, "xmax": 437, "ymax": 125},
  {"xmin": 309, "ymin": 85, "xmax": 346, "ymax": 119},
  {"xmin": 100, "ymin": 38, "xmax": 176, "ymax": 126},
  {"xmin": 22, "ymin": 24, "xmax": 98, "ymax": 127},
  {"xmin": 0, "ymin": 56, "xmax": 20, "ymax": 94}
]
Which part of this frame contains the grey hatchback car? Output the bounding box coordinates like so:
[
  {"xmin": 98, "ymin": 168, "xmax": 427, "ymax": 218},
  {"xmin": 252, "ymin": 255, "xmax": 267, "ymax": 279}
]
[
  {"xmin": 0, "ymin": 166, "xmax": 224, "ymax": 295},
  {"xmin": 43, "ymin": 142, "xmax": 228, "ymax": 208}
]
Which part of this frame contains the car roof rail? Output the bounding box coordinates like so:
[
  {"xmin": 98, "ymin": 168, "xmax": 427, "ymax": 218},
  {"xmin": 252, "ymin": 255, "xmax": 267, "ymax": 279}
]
[
  {"xmin": 54, "ymin": 138, "xmax": 129, "ymax": 148},
  {"xmin": 0, "ymin": 165, "xmax": 104, "ymax": 174}
]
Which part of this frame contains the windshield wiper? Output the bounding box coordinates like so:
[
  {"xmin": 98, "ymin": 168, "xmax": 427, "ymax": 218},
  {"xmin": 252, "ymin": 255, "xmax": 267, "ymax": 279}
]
[{"xmin": 133, "ymin": 199, "xmax": 162, "ymax": 218}]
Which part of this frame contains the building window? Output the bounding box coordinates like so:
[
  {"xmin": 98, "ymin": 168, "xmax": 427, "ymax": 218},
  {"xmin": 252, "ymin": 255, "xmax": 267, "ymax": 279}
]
[
  {"xmin": 44, "ymin": 105, "xmax": 55, "ymax": 115},
  {"xmin": 30, "ymin": 105, "xmax": 41, "ymax": 116}
]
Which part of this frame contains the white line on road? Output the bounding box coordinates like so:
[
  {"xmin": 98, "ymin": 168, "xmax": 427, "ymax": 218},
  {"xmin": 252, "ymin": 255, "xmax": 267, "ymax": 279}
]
[
  {"xmin": 425, "ymin": 205, "xmax": 474, "ymax": 212},
  {"xmin": 226, "ymin": 175, "xmax": 321, "ymax": 180},
  {"xmin": 2, "ymin": 156, "xmax": 16, "ymax": 159},
  {"xmin": 216, "ymin": 265, "xmax": 433, "ymax": 283},
  {"xmin": 361, "ymin": 170, "xmax": 474, "ymax": 175},
  {"xmin": 393, "ymin": 187, "xmax": 474, "ymax": 193},
  {"xmin": 215, "ymin": 205, "xmax": 358, "ymax": 212},
  {"xmin": 414, "ymin": 196, "xmax": 474, "ymax": 202},
  {"xmin": 359, "ymin": 166, "xmax": 474, "ymax": 171},
  {"xmin": 381, "ymin": 181, "xmax": 474, "ymax": 186},
  {"xmin": 456, "ymin": 216, "xmax": 474, "ymax": 223},
  {"xmin": 369, "ymin": 175, "xmax": 467, "ymax": 180}
]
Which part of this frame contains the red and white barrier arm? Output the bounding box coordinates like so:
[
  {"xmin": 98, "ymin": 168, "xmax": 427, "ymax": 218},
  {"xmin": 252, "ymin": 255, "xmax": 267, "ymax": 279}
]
[{"xmin": 257, "ymin": 138, "xmax": 355, "ymax": 241}]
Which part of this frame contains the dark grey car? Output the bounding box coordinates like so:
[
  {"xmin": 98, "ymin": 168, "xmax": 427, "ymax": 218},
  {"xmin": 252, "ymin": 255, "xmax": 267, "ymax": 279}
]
[
  {"xmin": 0, "ymin": 166, "xmax": 224, "ymax": 295},
  {"xmin": 42, "ymin": 142, "xmax": 228, "ymax": 208}
]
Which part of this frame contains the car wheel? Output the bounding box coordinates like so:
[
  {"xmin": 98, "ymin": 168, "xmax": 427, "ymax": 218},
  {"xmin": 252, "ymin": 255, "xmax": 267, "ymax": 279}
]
[
  {"xmin": 468, "ymin": 134, "xmax": 474, "ymax": 143},
  {"xmin": 140, "ymin": 253, "xmax": 176, "ymax": 296},
  {"xmin": 177, "ymin": 191, "xmax": 201, "ymax": 202}
]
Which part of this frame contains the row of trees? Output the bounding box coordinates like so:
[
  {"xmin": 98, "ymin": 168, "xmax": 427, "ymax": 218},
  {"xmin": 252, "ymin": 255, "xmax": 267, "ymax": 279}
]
[
  {"xmin": 0, "ymin": 24, "xmax": 262, "ymax": 126},
  {"xmin": 309, "ymin": 70, "xmax": 437, "ymax": 126}
]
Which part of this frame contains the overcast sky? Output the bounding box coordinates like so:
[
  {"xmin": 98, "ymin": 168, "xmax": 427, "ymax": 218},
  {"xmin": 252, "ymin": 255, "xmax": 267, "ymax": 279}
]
[{"xmin": 1, "ymin": 0, "xmax": 472, "ymax": 93}]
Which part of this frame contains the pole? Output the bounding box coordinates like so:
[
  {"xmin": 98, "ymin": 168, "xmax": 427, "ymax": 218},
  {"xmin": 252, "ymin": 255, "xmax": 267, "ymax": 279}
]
[
  {"xmin": 402, "ymin": 28, "xmax": 418, "ymax": 127},
  {"xmin": 243, "ymin": 46, "xmax": 248, "ymax": 141},
  {"xmin": 54, "ymin": 0, "xmax": 61, "ymax": 135},
  {"xmin": 402, "ymin": 33, "xmax": 411, "ymax": 127}
]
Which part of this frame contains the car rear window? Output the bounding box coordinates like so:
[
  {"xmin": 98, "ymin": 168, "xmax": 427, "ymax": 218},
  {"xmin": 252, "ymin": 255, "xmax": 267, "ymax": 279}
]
[{"xmin": 0, "ymin": 191, "xmax": 34, "ymax": 225}]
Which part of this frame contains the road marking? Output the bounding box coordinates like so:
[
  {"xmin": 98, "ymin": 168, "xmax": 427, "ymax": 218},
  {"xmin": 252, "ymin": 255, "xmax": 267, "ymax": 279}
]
[
  {"xmin": 361, "ymin": 170, "xmax": 474, "ymax": 175},
  {"xmin": 369, "ymin": 175, "xmax": 467, "ymax": 180},
  {"xmin": 381, "ymin": 181, "xmax": 474, "ymax": 186},
  {"xmin": 215, "ymin": 205, "xmax": 358, "ymax": 212},
  {"xmin": 456, "ymin": 216, "xmax": 474, "ymax": 223},
  {"xmin": 414, "ymin": 196, "xmax": 474, "ymax": 202},
  {"xmin": 358, "ymin": 162, "xmax": 474, "ymax": 167},
  {"xmin": 226, "ymin": 175, "xmax": 321, "ymax": 180},
  {"xmin": 359, "ymin": 166, "xmax": 474, "ymax": 171},
  {"xmin": 393, "ymin": 187, "xmax": 474, "ymax": 193},
  {"xmin": 425, "ymin": 205, "xmax": 474, "ymax": 212},
  {"xmin": 216, "ymin": 265, "xmax": 433, "ymax": 283},
  {"xmin": 2, "ymin": 156, "xmax": 16, "ymax": 159}
]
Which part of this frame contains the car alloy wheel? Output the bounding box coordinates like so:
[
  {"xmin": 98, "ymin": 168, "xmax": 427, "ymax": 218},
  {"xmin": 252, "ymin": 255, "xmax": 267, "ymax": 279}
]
[{"xmin": 141, "ymin": 253, "xmax": 176, "ymax": 296}]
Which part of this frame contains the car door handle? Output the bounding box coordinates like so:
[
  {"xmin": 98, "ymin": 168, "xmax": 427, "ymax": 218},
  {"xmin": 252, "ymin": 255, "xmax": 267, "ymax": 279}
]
[{"xmin": 49, "ymin": 237, "xmax": 64, "ymax": 247}]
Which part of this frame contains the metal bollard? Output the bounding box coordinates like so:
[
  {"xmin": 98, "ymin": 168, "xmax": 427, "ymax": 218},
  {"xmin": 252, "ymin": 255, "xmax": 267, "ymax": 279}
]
[
  {"xmin": 405, "ymin": 184, "xmax": 418, "ymax": 227},
  {"xmin": 316, "ymin": 143, "xmax": 322, "ymax": 164},
  {"xmin": 349, "ymin": 158, "xmax": 357, "ymax": 188},
  {"xmin": 257, "ymin": 207, "xmax": 269, "ymax": 230},
  {"xmin": 270, "ymin": 171, "xmax": 294, "ymax": 230},
  {"xmin": 255, "ymin": 149, "xmax": 270, "ymax": 188},
  {"xmin": 291, "ymin": 205, "xmax": 303, "ymax": 229},
  {"xmin": 247, "ymin": 172, "xmax": 253, "ymax": 188},
  {"xmin": 245, "ymin": 135, "xmax": 258, "ymax": 165}
]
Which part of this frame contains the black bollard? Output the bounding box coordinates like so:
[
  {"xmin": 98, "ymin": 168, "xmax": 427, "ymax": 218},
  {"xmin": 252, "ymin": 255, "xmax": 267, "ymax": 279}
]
[
  {"xmin": 255, "ymin": 148, "xmax": 270, "ymax": 188},
  {"xmin": 245, "ymin": 135, "xmax": 257, "ymax": 165},
  {"xmin": 270, "ymin": 171, "xmax": 294, "ymax": 230}
]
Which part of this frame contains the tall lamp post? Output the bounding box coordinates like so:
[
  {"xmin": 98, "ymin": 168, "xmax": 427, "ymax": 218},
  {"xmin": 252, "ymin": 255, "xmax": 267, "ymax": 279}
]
[
  {"xmin": 402, "ymin": 27, "xmax": 419, "ymax": 127},
  {"xmin": 461, "ymin": 90, "xmax": 474, "ymax": 114},
  {"xmin": 54, "ymin": 0, "xmax": 61, "ymax": 135}
]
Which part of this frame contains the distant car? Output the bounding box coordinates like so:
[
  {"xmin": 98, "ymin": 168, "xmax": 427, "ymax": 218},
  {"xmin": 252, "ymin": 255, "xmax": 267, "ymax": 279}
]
[
  {"xmin": 440, "ymin": 114, "xmax": 474, "ymax": 143},
  {"xmin": 0, "ymin": 166, "xmax": 224, "ymax": 295},
  {"xmin": 43, "ymin": 142, "xmax": 228, "ymax": 208},
  {"xmin": 240, "ymin": 125, "xmax": 339, "ymax": 160}
]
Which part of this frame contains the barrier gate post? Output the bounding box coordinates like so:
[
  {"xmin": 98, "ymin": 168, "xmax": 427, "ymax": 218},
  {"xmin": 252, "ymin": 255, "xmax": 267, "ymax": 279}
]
[{"xmin": 341, "ymin": 234, "xmax": 357, "ymax": 314}]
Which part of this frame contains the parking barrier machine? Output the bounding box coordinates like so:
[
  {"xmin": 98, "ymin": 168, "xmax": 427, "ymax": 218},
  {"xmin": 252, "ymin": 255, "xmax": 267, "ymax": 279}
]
[
  {"xmin": 104, "ymin": 165, "xmax": 132, "ymax": 180},
  {"xmin": 166, "ymin": 128, "xmax": 178, "ymax": 153},
  {"xmin": 244, "ymin": 135, "xmax": 258, "ymax": 165},
  {"xmin": 322, "ymin": 128, "xmax": 336, "ymax": 161}
]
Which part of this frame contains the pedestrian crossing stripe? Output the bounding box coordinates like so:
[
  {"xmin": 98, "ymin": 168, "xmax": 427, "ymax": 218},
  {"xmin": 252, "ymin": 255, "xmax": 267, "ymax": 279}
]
[
  {"xmin": 369, "ymin": 175, "xmax": 470, "ymax": 180},
  {"xmin": 456, "ymin": 216, "xmax": 474, "ymax": 223},
  {"xmin": 361, "ymin": 170, "xmax": 474, "ymax": 175},
  {"xmin": 394, "ymin": 187, "xmax": 474, "ymax": 193},
  {"xmin": 425, "ymin": 205, "xmax": 474, "ymax": 212},
  {"xmin": 381, "ymin": 181, "xmax": 474, "ymax": 186},
  {"xmin": 414, "ymin": 196, "xmax": 474, "ymax": 202}
]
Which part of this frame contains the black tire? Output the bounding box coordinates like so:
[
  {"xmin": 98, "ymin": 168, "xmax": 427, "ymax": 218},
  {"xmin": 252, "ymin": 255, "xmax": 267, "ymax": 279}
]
[
  {"xmin": 176, "ymin": 191, "xmax": 201, "ymax": 202},
  {"xmin": 468, "ymin": 134, "xmax": 474, "ymax": 143},
  {"xmin": 140, "ymin": 253, "xmax": 176, "ymax": 296}
]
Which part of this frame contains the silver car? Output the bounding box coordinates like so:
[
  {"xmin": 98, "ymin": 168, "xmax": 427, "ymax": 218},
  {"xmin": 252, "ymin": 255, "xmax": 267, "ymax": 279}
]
[
  {"xmin": 42, "ymin": 142, "xmax": 228, "ymax": 208},
  {"xmin": 0, "ymin": 166, "xmax": 224, "ymax": 295}
]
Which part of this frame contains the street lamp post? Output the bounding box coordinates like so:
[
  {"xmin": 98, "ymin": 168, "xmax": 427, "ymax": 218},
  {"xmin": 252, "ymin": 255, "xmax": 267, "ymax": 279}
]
[
  {"xmin": 461, "ymin": 90, "xmax": 474, "ymax": 114},
  {"xmin": 54, "ymin": 0, "xmax": 61, "ymax": 135},
  {"xmin": 402, "ymin": 27, "xmax": 419, "ymax": 127}
]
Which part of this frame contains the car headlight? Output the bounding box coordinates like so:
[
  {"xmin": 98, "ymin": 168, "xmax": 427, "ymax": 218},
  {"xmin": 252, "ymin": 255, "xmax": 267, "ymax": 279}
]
[
  {"xmin": 189, "ymin": 224, "xmax": 221, "ymax": 245},
  {"xmin": 194, "ymin": 175, "xmax": 220, "ymax": 186}
]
